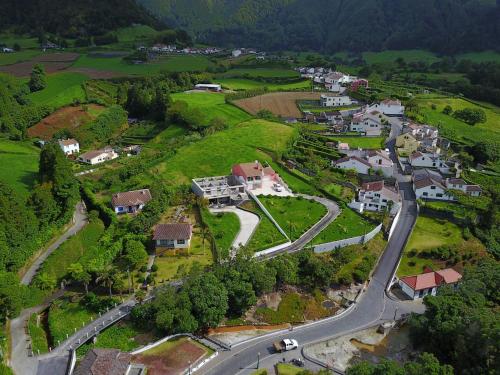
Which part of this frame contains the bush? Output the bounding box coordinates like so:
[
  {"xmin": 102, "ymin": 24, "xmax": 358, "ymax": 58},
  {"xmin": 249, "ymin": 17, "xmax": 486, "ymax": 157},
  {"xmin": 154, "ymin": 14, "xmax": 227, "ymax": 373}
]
[{"xmin": 151, "ymin": 264, "xmax": 158, "ymax": 272}]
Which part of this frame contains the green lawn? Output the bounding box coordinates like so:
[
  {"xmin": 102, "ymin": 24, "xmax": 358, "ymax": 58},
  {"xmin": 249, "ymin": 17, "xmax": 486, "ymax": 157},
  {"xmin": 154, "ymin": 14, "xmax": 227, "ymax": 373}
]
[
  {"xmin": 28, "ymin": 313, "xmax": 49, "ymax": 354},
  {"xmin": 258, "ymin": 196, "xmax": 327, "ymax": 241},
  {"xmin": 0, "ymin": 139, "xmax": 39, "ymax": 198},
  {"xmin": 201, "ymin": 208, "xmax": 240, "ymax": 256},
  {"xmin": 28, "ymin": 72, "xmax": 88, "ymax": 108},
  {"xmin": 456, "ymin": 50, "xmax": 500, "ymax": 63},
  {"xmin": 415, "ymin": 97, "xmax": 500, "ymax": 145},
  {"xmin": 398, "ymin": 215, "xmax": 486, "ymax": 276},
  {"xmin": 0, "ymin": 50, "xmax": 41, "ymax": 66},
  {"xmin": 216, "ymin": 78, "xmax": 310, "ymax": 91},
  {"xmin": 314, "ymin": 208, "xmax": 377, "ymax": 244},
  {"xmin": 150, "ymin": 119, "xmax": 295, "ymax": 185},
  {"xmin": 73, "ymin": 54, "xmax": 213, "ymax": 75},
  {"xmin": 221, "ymin": 68, "xmax": 299, "ymax": 79},
  {"xmin": 0, "ymin": 33, "xmax": 40, "ymax": 49},
  {"xmin": 276, "ymin": 363, "xmax": 306, "ymax": 375},
  {"xmin": 362, "ymin": 50, "xmax": 441, "ymax": 65},
  {"xmin": 269, "ymin": 162, "xmax": 319, "ymax": 195},
  {"xmin": 328, "ymin": 136, "xmax": 385, "ymax": 149},
  {"xmin": 37, "ymin": 220, "xmax": 105, "ymax": 283},
  {"xmin": 48, "ymin": 298, "xmax": 95, "ymax": 344},
  {"xmin": 240, "ymin": 200, "xmax": 288, "ymax": 252},
  {"xmin": 171, "ymin": 92, "xmax": 251, "ymax": 126}
]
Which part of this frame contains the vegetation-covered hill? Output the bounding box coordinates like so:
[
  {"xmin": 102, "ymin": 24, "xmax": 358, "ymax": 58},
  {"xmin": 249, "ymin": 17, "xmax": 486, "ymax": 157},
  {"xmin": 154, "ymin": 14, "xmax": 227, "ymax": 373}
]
[
  {"xmin": 138, "ymin": 0, "xmax": 500, "ymax": 55},
  {"xmin": 0, "ymin": 0, "xmax": 164, "ymax": 38}
]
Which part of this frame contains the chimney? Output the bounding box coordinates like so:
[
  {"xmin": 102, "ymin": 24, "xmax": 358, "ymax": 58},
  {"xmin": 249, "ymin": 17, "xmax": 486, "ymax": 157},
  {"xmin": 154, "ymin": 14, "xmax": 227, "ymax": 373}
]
[{"xmin": 255, "ymin": 160, "xmax": 259, "ymax": 169}]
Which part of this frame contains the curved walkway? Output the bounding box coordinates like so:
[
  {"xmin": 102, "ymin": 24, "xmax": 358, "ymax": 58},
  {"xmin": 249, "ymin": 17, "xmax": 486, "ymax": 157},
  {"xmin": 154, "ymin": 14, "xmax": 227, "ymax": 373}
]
[
  {"xmin": 209, "ymin": 207, "xmax": 260, "ymax": 249},
  {"xmin": 21, "ymin": 201, "xmax": 88, "ymax": 285}
]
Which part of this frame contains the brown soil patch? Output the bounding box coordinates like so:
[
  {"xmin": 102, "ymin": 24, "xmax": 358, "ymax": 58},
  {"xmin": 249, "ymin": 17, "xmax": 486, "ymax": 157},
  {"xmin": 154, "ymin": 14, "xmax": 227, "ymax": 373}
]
[
  {"xmin": 233, "ymin": 92, "xmax": 321, "ymax": 118},
  {"xmin": 133, "ymin": 338, "xmax": 207, "ymax": 375},
  {"xmin": 208, "ymin": 323, "xmax": 289, "ymax": 335},
  {"xmin": 0, "ymin": 52, "xmax": 79, "ymax": 77},
  {"xmin": 27, "ymin": 104, "xmax": 104, "ymax": 140},
  {"xmin": 68, "ymin": 67, "xmax": 126, "ymax": 79}
]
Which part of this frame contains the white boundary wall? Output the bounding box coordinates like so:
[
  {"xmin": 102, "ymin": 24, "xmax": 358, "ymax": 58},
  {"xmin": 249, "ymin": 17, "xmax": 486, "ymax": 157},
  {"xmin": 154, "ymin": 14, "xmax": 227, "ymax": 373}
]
[
  {"xmin": 247, "ymin": 191, "xmax": 290, "ymax": 240},
  {"xmin": 388, "ymin": 205, "xmax": 402, "ymax": 241},
  {"xmin": 130, "ymin": 333, "xmax": 189, "ymax": 355},
  {"xmin": 313, "ymin": 223, "xmax": 382, "ymax": 253},
  {"xmin": 186, "ymin": 351, "xmax": 219, "ymax": 374},
  {"xmin": 253, "ymin": 241, "xmax": 292, "ymax": 258}
]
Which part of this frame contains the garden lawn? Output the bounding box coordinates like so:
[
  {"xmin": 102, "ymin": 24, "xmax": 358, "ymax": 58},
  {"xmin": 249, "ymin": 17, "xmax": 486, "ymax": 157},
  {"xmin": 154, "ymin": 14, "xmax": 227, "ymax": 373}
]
[
  {"xmin": 153, "ymin": 234, "xmax": 213, "ymax": 282},
  {"xmin": 201, "ymin": 208, "xmax": 240, "ymax": 256},
  {"xmin": 37, "ymin": 220, "xmax": 105, "ymax": 282},
  {"xmin": 398, "ymin": 215, "xmax": 486, "ymax": 277},
  {"xmin": 151, "ymin": 119, "xmax": 295, "ymax": 185},
  {"xmin": 28, "ymin": 313, "xmax": 49, "ymax": 354},
  {"xmin": 171, "ymin": 92, "xmax": 251, "ymax": 126},
  {"xmin": 415, "ymin": 97, "xmax": 500, "ymax": 145},
  {"xmin": 0, "ymin": 139, "xmax": 39, "ymax": 198},
  {"xmin": 328, "ymin": 136, "xmax": 385, "ymax": 149},
  {"xmin": 276, "ymin": 363, "xmax": 306, "ymax": 375},
  {"xmin": 314, "ymin": 208, "xmax": 377, "ymax": 244},
  {"xmin": 240, "ymin": 200, "xmax": 288, "ymax": 253},
  {"xmin": 0, "ymin": 50, "xmax": 41, "ymax": 66},
  {"xmin": 28, "ymin": 72, "xmax": 88, "ymax": 108},
  {"xmin": 258, "ymin": 196, "xmax": 326, "ymax": 241},
  {"xmin": 216, "ymin": 78, "xmax": 310, "ymax": 91},
  {"xmin": 48, "ymin": 298, "xmax": 95, "ymax": 344},
  {"xmin": 73, "ymin": 54, "xmax": 213, "ymax": 75},
  {"xmin": 221, "ymin": 68, "xmax": 299, "ymax": 79}
]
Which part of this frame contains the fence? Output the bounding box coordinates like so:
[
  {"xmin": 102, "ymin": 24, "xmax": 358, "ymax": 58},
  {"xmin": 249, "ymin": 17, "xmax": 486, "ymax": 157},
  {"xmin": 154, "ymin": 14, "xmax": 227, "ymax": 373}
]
[{"xmin": 313, "ymin": 223, "xmax": 383, "ymax": 253}]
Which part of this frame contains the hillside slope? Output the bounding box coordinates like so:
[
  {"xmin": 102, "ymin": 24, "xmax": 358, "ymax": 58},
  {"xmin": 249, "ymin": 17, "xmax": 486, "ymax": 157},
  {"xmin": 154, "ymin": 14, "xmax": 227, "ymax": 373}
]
[{"xmin": 138, "ymin": 0, "xmax": 500, "ymax": 54}]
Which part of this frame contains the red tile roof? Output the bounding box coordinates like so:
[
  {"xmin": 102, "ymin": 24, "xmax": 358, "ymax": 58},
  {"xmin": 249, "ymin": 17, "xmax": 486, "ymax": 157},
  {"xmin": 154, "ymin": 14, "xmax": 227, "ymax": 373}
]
[
  {"xmin": 233, "ymin": 162, "xmax": 265, "ymax": 178},
  {"xmin": 362, "ymin": 180, "xmax": 384, "ymax": 192},
  {"xmin": 111, "ymin": 189, "xmax": 152, "ymax": 208},
  {"xmin": 400, "ymin": 268, "xmax": 462, "ymax": 291},
  {"xmin": 153, "ymin": 223, "xmax": 192, "ymax": 241}
]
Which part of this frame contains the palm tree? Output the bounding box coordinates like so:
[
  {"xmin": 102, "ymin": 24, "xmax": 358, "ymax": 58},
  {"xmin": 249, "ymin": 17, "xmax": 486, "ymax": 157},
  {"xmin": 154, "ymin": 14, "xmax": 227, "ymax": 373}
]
[{"xmin": 96, "ymin": 266, "xmax": 117, "ymax": 297}]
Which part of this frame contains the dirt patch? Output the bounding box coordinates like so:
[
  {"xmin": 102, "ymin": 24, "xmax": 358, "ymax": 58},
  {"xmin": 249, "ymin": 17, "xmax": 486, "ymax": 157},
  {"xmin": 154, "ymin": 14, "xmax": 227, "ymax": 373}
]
[
  {"xmin": 208, "ymin": 323, "xmax": 288, "ymax": 335},
  {"xmin": 68, "ymin": 67, "xmax": 126, "ymax": 79},
  {"xmin": 0, "ymin": 52, "xmax": 80, "ymax": 77},
  {"xmin": 27, "ymin": 104, "xmax": 104, "ymax": 140},
  {"xmin": 233, "ymin": 92, "xmax": 321, "ymax": 118},
  {"xmin": 133, "ymin": 338, "xmax": 207, "ymax": 375}
]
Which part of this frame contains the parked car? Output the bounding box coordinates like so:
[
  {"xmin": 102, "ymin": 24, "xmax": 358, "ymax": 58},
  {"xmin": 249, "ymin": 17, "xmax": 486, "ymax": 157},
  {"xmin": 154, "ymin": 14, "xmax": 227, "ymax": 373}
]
[
  {"xmin": 274, "ymin": 183, "xmax": 283, "ymax": 192},
  {"xmin": 291, "ymin": 358, "xmax": 304, "ymax": 367},
  {"xmin": 273, "ymin": 339, "xmax": 298, "ymax": 352}
]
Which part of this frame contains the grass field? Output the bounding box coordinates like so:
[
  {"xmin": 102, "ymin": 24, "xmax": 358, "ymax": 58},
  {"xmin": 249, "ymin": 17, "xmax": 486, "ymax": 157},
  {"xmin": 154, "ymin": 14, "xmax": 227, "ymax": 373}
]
[
  {"xmin": 269, "ymin": 162, "xmax": 319, "ymax": 195},
  {"xmin": 362, "ymin": 50, "xmax": 441, "ymax": 65},
  {"xmin": 0, "ymin": 50, "xmax": 41, "ymax": 66},
  {"xmin": 73, "ymin": 54, "xmax": 213, "ymax": 75},
  {"xmin": 115, "ymin": 25, "xmax": 159, "ymax": 43},
  {"xmin": 240, "ymin": 200, "xmax": 288, "ymax": 252},
  {"xmin": 37, "ymin": 220, "xmax": 105, "ymax": 283},
  {"xmin": 456, "ymin": 50, "xmax": 500, "ymax": 63},
  {"xmin": 171, "ymin": 92, "xmax": 251, "ymax": 126},
  {"xmin": 48, "ymin": 297, "xmax": 95, "ymax": 344},
  {"xmin": 327, "ymin": 136, "xmax": 386, "ymax": 149},
  {"xmin": 258, "ymin": 196, "xmax": 326, "ymax": 241},
  {"xmin": 28, "ymin": 313, "xmax": 49, "ymax": 354},
  {"xmin": 28, "ymin": 72, "xmax": 88, "ymax": 108},
  {"xmin": 0, "ymin": 33, "xmax": 40, "ymax": 49},
  {"xmin": 216, "ymin": 78, "xmax": 311, "ymax": 91},
  {"xmin": 314, "ymin": 208, "xmax": 377, "ymax": 244},
  {"xmin": 276, "ymin": 363, "xmax": 306, "ymax": 375},
  {"xmin": 0, "ymin": 139, "xmax": 39, "ymax": 198},
  {"xmin": 234, "ymin": 92, "xmax": 321, "ymax": 118},
  {"xmin": 201, "ymin": 208, "xmax": 240, "ymax": 255},
  {"xmin": 415, "ymin": 97, "xmax": 500, "ymax": 145},
  {"xmin": 221, "ymin": 68, "xmax": 299, "ymax": 79},
  {"xmin": 150, "ymin": 119, "xmax": 295, "ymax": 185},
  {"xmin": 398, "ymin": 215, "xmax": 487, "ymax": 276}
]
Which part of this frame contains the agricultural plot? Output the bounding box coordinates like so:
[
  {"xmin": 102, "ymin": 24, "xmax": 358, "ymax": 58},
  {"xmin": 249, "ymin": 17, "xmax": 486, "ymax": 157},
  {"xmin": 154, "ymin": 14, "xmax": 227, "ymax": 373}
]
[
  {"xmin": 398, "ymin": 215, "xmax": 487, "ymax": 277},
  {"xmin": 415, "ymin": 97, "xmax": 500, "ymax": 145},
  {"xmin": 362, "ymin": 49, "xmax": 441, "ymax": 65},
  {"xmin": 171, "ymin": 92, "xmax": 251, "ymax": 126},
  {"xmin": 327, "ymin": 136, "xmax": 386, "ymax": 149},
  {"xmin": 456, "ymin": 50, "xmax": 500, "ymax": 63},
  {"xmin": 28, "ymin": 104, "xmax": 105, "ymax": 140},
  {"xmin": 216, "ymin": 78, "xmax": 311, "ymax": 91},
  {"xmin": 0, "ymin": 50, "xmax": 41, "ymax": 66},
  {"xmin": 314, "ymin": 208, "xmax": 376, "ymax": 245},
  {"xmin": 27, "ymin": 72, "xmax": 88, "ymax": 108},
  {"xmin": 132, "ymin": 337, "xmax": 213, "ymax": 375},
  {"xmin": 150, "ymin": 119, "xmax": 295, "ymax": 185},
  {"xmin": 0, "ymin": 52, "xmax": 79, "ymax": 77},
  {"xmin": 0, "ymin": 139, "xmax": 39, "ymax": 198},
  {"xmin": 234, "ymin": 92, "xmax": 321, "ymax": 118},
  {"xmin": 221, "ymin": 68, "xmax": 300, "ymax": 79}
]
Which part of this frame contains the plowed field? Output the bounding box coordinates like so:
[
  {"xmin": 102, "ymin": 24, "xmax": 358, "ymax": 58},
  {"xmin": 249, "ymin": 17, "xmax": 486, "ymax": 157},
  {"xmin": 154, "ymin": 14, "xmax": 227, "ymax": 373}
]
[
  {"xmin": 0, "ymin": 52, "xmax": 79, "ymax": 77},
  {"xmin": 233, "ymin": 92, "xmax": 321, "ymax": 118}
]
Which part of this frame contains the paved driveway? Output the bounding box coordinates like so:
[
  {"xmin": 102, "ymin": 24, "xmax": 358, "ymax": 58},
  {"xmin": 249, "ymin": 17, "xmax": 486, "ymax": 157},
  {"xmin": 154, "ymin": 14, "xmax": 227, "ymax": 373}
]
[{"xmin": 210, "ymin": 207, "xmax": 260, "ymax": 249}]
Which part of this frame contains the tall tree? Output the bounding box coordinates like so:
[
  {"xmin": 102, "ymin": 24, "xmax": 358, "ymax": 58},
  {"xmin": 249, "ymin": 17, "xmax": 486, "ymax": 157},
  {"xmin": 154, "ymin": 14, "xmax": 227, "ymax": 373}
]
[{"xmin": 29, "ymin": 64, "xmax": 46, "ymax": 92}]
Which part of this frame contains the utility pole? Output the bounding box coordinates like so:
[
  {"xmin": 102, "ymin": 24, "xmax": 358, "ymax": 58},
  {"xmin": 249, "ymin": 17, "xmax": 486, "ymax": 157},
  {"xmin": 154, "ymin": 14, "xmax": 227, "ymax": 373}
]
[{"xmin": 257, "ymin": 352, "xmax": 260, "ymax": 369}]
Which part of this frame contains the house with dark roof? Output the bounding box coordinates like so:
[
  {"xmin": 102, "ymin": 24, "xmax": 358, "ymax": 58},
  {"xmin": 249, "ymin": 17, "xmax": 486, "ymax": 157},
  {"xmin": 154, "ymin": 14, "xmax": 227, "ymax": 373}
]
[
  {"xmin": 153, "ymin": 223, "xmax": 193, "ymax": 253},
  {"xmin": 412, "ymin": 168, "xmax": 454, "ymax": 201},
  {"xmin": 74, "ymin": 348, "xmax": 145, "ymax": 375},
  {"xmin": 332, "ymin": 156, "xmax": 372, "ymax": 175},
  {"xmin": 349, "ymin": 180, "xmax": 400, "ymax": 214},
  {"xmin": 445, "ymin": 178, "xmax": 482, "ymax": 197},
  {"xmin": 398, "ymin": 268, "xmax": 462, "ymax": 300},
  {"xmin": 111, "ymin": 189, "xmax": 152, "ymax": 214}
]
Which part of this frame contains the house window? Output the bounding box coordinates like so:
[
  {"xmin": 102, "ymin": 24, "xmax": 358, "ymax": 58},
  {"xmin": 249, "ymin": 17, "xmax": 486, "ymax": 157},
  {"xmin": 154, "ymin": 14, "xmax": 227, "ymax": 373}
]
[
  {"xmin": 118, "ymin": 207, "xmax": 124, "ymax": 212},
  {"xmin": 177, "ymin": 239, "xmax": 186, "ymax": 245},
  {"xmin": 430, "ymin": 186, "xmax": 436, "ymax": 190},
  {"xmin": 423, "ymin": 192, "xmax": 428, "ymax": 196},
  {"xmin": 436, "ymin": 193, "xmax": 443, "ymax": 198}
]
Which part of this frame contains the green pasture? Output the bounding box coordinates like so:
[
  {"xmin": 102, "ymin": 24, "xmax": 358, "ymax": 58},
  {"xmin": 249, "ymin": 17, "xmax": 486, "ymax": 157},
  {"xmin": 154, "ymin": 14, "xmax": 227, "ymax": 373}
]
[
  {"xmin": 115, "ymin": 25, "xmax": 159, "ymax": 42},
  {"xmin": 362, "ymin": 50, "xmax": 441, "ymax": 64},
  {"xmin": 314, "ymin": 208, "xmax": 377, "ymax": 244},
  {"xmin": 201, "ymin": 208, "xmax": 240, "ymax": 255},
  {"xmin": 0, "ymin": 50, "xmax": 41, "ymax": 66},
  {"xmin": 221, "ymin": 68, "xmax": 299, "ymax": 79},
  {"xmin": 456, "ymin": 50, "xmax": 500, "ymax": 63},
  {"xmin": 0, "ymin": 139, "xmax": 39, "ymax": 198},
  {"xmin": 216, "ymin": 78, "xmax": 311, "ymax": 91},
  {"xmin": 0, "ymin": 33, "xmax": 39, "ymax": 49},
  {"xmin": 28, "ymin": 72, "xmax": 88, "ymax": 108},
  {"xmin": 328, "ymin": 136, "xmax": 385, "ymax": 149}
]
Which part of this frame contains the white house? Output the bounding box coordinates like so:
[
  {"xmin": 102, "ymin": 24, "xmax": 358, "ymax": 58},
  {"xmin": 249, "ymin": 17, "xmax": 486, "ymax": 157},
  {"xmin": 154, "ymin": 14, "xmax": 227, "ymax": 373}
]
[
  {"xmin": 350, "ymin": 180, "xmax": 400, "ymax": 214},
  {"xmin": 78, "ymin": 147, "xmax": 118, "ymax": 165},
  {"xmin": 194, "ymin": 83, "xmax": 222, "ymax": 92},
  {"xmin": 409, "ymin": 152, "xmax": 447, "ymax": 169},
  {"xmin": 445, "ymin": 178, "xmax": 482, "ymax": 197},
  {"xmin": 332, "ymin": 156, "xmax": 371, "ymax": 175},
  {"xmin": 366, "ymin": 150, "xmax": 394, "ymax": 176},
  {"xmin": 398, "ymin": 268, "xmax": 462, "ymax": 300},
  {"xmin": 369, "ymin": 99, "xmax": 405, "ymax": 117},
  {"xmin": 153, "ymin": 223, "xmax": 193, "ymax": 252},
  {"xmin": 324, "ymin": 72, "xmax": 345, "ymax": 84},
  {"xmin": 412, "ymin": 169, "xmax": 455, "ymax": 201},
  {"xmin": 320, "ymin": 94, "xmax": 352, "ymax": 107},
  {"xmin": 232, "ymin": 49, "xmax": 242, "ymax": 58},
  {"xmin": 111, "ymin": 189, "xmax": 152, "ymax": 214},
  {"xmin": 350, "ymin": 110, "xmax": 386, "ymax": 136},
  {"xmin": 1, "ymin": 47, "xmax": 14, "ymax": 53},
  {"xmin": 58, "ymin": 139, "xmax": 79, "ymax": 155}
]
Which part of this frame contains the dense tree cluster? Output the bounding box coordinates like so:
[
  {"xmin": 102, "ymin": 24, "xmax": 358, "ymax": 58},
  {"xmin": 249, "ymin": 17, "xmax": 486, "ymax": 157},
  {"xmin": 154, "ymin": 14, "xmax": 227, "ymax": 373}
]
[{"xmin": 28, "ymin": 64, "xmax": 46, "ymax": 93}]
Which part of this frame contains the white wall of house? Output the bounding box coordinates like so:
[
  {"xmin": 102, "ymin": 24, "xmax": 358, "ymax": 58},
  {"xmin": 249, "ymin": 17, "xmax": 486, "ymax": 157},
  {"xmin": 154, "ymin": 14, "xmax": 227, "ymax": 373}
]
[
  {"xmin": 156, "ymin": 238, "xmax": 191, "ymax": 249},
  {"xmin": 80, "ymin": 151, "xmax": 118, "ymax": 165},
  {"xmin": 320, "ymin": 95, "xmax": 352, "ymax": 107},
  {"xmin": 410, "ymin": 155, "xmax": 446, "ymax": 169},
  {"xmin": 414, "ymin": 185, "xmax": 455, "ymax": 201},
  {"xmin": 371, "ymin": 103, "xmax": 405, "ymax": 116},
  {"xmin": 114, "ymin": 204, "xmax": 146, "ymax": 214},
  {"xmin": 334, "ymin": 160, "xmax": 370, "ymax": 174},
  {"xmin": 398, "ymin": 281, "xmax": 438, "ymax": 300},
  {"xmin": 60, "ymin": 143, "xmax": 79, "ymax": 155}
]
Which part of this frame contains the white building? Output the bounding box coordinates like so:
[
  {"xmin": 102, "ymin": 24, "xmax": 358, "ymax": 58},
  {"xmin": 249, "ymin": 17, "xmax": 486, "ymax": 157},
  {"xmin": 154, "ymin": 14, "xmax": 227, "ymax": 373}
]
[
  {"xmin": 232, "ymin": 49, "xmax": 242, "ymax": 58},
  {"xmin": 350, "ymin": 110, "xmax": 386, "ymax": 136},
  {"xmin": 111, "ymin": 189, "xmax": 152, "ymax": 214},
  {"xmin": 369, "ymin": 99, "xmax": 405, "ymax": 117},
  {"xmin": 413, "ymin": 169, "xmax": 455, "ymax": 201},
  {"xmin": 350, "ymin": 180, "xmax": 400, "ymax": 214},
  {"xmin": 320, "ymin": 94, "xmax": 352, "ymax": 107},
  {"xmin": 366, "ymin": 150, "xmax": 394, "ymax": 177},
  {"xmin": 78, "ymin": 147, "xmax": 118, "ymax": 165},
  {"xmin": 1, "ymin": 47, "xmax": 14, "ymax": 53},
  {"xmin": 58, "ymin": 139, "xmax": 79, "ymax": 155},
  {"xmin": 332, "ymin": 156, "xmax": 371, "ymax": 174},
  {"xmin": 409, "ymin": 152, "xmax": 448, "ymax": 171},
  {"xmin": 153, "ymin": 223, "xmax": 193, "ymax": 251},
  {"xmin": 194, "ymin": 83, "xmax": 222, "ymax": 92},
  {"xmin": 398, "ymin": 268, "xmax": 462, "ymax": 300},
  {"xmin": 445, "ymin": 178, "xmax": 482, "ymax": 197}
]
